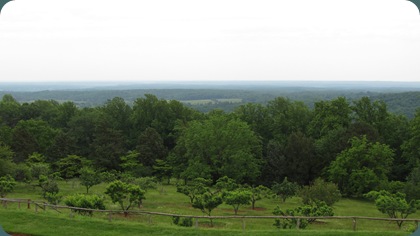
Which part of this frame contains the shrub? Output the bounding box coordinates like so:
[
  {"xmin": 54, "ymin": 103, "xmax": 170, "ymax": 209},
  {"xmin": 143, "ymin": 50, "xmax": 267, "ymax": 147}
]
[
  {"xmin": 299, "ymin": 178, "xmax": 340, "ymax": 206},
  {"xmin": 172, "ymin": 215, "xmax": 193, "ymax": 227},
  {"xmin": 296, "ymin": 201, "xmax": 334, "ymax": 223},
  {"xmin": 64, "ymin": 194, "xmax": 105, "ymax": 216},
  {"xmin": 272, "ymin": 206, "xmax": 308, "ymax": 229}
]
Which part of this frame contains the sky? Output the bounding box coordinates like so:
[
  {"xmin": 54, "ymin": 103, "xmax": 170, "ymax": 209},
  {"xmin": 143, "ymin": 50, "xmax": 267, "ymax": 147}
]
[{"xmin": 0, "ymin": 0, "xmax": 419, "ymax": 83}]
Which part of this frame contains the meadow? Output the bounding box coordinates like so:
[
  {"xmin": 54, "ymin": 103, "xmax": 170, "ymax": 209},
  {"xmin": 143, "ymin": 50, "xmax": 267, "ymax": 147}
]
[{"xmin": 0, "ymin": 180, "xmax": 417, "ymax": 236}]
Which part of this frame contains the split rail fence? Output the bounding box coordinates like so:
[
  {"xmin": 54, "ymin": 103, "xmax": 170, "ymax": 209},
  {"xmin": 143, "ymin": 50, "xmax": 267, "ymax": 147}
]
[{"xmin": 1, "ymin": 197, "xmax": 419, "ymax": 231}]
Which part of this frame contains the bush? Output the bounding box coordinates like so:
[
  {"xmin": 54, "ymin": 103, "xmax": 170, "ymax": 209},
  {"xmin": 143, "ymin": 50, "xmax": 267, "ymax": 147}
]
[
  {"xmin": 296, "ymin": 201, "xmax": 334, "ymax": 223},
  {"xmin": 272, "ymin": 206, "xmax": 308, "ymax": 229},
  {"xmin": 172, "ymin": 215, "xmax": 193, "ymax": 227},
  {"xmin": 64, "ymin": 194, "xmax": 106, "ymax": 216},
  {"xmin": 299, "ymin": 178, "xmax": 340, "ymax": 206}
]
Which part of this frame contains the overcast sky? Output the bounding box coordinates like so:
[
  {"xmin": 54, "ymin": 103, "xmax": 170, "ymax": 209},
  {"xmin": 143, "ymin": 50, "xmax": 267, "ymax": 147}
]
[{"xmin": 0, "ymin": 0, "xmax": 419, "ymax": 83}]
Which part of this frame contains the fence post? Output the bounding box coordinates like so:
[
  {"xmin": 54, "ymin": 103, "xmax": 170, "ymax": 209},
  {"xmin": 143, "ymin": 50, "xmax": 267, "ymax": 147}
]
[
  {"xmin": 35, "ymin": 203, "xmax": 38, "ymax": 213},
  {"xmin": 18, "ymin": 201, "xmax": 21, "ymax": 209},
  {"xmin": 43, "ymin": 202, "xmax": 46, "ymax": 211},
  {"xmin": 242, "ymin": 218, "xmax": 246, "ymax": 231},
  {"xmin": 27, "ymin": 199, "xmax": 31, "ymax": 209},
  {"xmin": 195, "ymin": 218, "xmax": 199, "ymax": 229},
  {"xmin": 148, "ymin": 214, "xmax": 152, "ymax": 224},
  {"xmin": 352, "ymin": 218, "xmax": 357, "ymax": 231},
  {"xmin": 108, "ymin": 213, "xmax": 112, "ymax": 222},
  {"xmin": 296, "ymin": 218, "xmax": 301, "ymax": 230}
]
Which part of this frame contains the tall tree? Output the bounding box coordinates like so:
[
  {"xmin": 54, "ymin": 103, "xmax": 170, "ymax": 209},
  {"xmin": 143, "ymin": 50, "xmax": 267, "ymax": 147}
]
[
  {"xmin": 175, "ymin": 114, "xmax": 262, "ymax": 183},
  {"xmin": 329, "ymin": 136, "xmax": 394, "ymax": 197},
  {"xmin": 308, "ymin": 97, "xmax": 351, "ymax": 139}
]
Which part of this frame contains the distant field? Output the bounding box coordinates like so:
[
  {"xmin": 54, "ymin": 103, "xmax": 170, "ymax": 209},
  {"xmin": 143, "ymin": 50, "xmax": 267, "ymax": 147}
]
[{"xmin": 181, "ymin": 98, "xmax": 243, "ymax": 105}]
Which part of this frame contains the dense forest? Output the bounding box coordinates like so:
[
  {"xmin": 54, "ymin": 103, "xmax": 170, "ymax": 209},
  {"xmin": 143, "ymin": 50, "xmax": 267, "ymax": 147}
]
[
  {"xmin": 1, "ymin": 88, "xmax": 420, "ymax": 118},
  {"xmin": 1, "ymin": 92, "xmax": 420, "ymax": 201}
]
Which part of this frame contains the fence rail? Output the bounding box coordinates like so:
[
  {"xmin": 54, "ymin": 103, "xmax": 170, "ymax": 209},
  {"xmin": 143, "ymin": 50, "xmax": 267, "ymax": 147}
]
[{"xmin": 1, "ymin": 197, "xmax": 419, "ymax": 231}]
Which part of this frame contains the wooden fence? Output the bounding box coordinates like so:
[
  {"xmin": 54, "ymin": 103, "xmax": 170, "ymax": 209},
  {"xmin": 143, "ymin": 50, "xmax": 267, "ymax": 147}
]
[{"xmin": 1, "ymin": 197, "xmax": 419, "ymax": 231}]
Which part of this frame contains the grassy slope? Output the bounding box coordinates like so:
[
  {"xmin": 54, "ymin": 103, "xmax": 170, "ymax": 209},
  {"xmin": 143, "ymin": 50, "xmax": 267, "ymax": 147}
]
[{"xmin": 1, "ymin": 181, "xmax": 417, "ymax": 236}]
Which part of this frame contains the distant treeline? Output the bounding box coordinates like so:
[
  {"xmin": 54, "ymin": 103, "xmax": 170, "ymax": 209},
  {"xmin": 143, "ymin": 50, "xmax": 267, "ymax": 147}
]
[{"xmin": 0, "ymin": 89, "xmax": 419, "ymax": 118}]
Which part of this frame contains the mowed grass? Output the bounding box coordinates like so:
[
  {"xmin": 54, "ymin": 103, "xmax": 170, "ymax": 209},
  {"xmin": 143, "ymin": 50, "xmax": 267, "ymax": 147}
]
[{"xmin": 2, "ymin": 180, "xmax": 418, "ymax": 236}]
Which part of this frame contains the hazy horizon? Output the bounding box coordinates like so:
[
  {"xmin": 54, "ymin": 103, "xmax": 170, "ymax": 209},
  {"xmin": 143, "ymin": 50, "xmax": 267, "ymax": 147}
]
[{"xmin": 1, "ymin": 0, "xmax": 420, "ymax": 83}]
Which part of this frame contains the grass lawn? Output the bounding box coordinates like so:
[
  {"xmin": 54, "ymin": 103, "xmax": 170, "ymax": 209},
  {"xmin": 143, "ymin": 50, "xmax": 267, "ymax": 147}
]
[{"xmin": 1, "ymin": 180, "xmax": 417, "ymax": 236}]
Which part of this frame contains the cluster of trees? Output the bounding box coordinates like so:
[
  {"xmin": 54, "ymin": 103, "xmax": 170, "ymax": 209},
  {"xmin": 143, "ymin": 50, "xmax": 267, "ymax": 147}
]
[{"xmin": 1, "ymin": 94, "xmax": 420, "ymax": 217}]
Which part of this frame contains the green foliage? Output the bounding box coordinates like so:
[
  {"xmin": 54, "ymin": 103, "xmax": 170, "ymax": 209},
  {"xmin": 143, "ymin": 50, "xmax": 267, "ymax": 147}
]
[
  {"xmin": 272, "ymin": 206, "xmax": 308, "ymax": 229},
  {"xmin": 175, "ymin": 113, "xmax": 262, "ymax": 183},
  {"xmin": 105, "ymin": 180, "xmax": 146, "ymax": 214},
  {"xmin": 223, "ymin": 189, "xmax": 252, "ymax": 215},
  {"xmin": 177, "ymin": 178, "xmax": 211, "ymax": 204},
  {"xmin": 299, "ymin": 178, "xmax": 341, "ymax": 206},
  {"xmin": 244, "ymin": 184, "xmax": 271, "ymax": 209},
  {"xmin": 64, "ymin": 194, "xmax": 106, "ymax": 216},
  {"xmin": 0, "ymin": 175, "xmax": 16, "ymax": 198},
  {"xmin": 405, "ymin": 167, "xmax": 420, "ymax": 201},
  {"xmin": 132, "ymin": 177, "xmax": 158, "ymax": 192},
  {"xmin": 56, "ymin": 155, "xmax": 90, "ymax": 180},
  {"xmin": 172, "ymin": 216, "xmax": 193, "ymax": 227},
  {"xmin": 44, "ymin": 192, "xmax": 63, "ymax": 205},
  {"xmin": 38, "ymin": 174, "xmax": 61, "ymax": 199},
  {"xmin": 297, "ymin": 201, "xmax": 334, "ymax": 223},
  {"xmin": 79, "ymin": 167, "xmax": 102, "ymax": 194},
  {"xmin": 365, "ymin": 190, "xmax": 420, "ymax": 229},
  {"xmin": 329, "ymin": 136, "xmax": 394, "ymax": 197},
  {"xmin": 152, "ymin": 159, "xmax": 172, "ymax": 184},
  {"xmin": 192, "ymin": 192, "xmax": 223, "ymax": 226},
  {"xmin": 272, "ymin": 177, "xmax": 299, "ymax": 203}
]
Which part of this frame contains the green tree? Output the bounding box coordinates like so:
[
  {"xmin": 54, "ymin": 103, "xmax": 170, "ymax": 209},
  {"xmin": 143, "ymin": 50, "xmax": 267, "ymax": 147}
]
[
  {"xmin": 79, "ymin": 167, "xmax": 102, "ymax": 194},
  {"xmin": 365, "ymin": 190, "xmax": 420, "ymax": 229},
  {"xmin": 175, "ymin": 114, "xmax": 262, "ymax": 183},
  {"xmin": 177, "ymin": 178, "xmax": 211, "ymax": 204},
  {"xmin": 224, "ymin": 189, "xmax": 252, "ymax": 215},
  {"xmin": 0, "ymin": 144, "xmax": 16, "ymax": 177},
  {"xmin": 11, "ymin": 119, "xmax": 58, "ymax": 162},
  {"xmin": 299, "ymin": 178, "xmax": 341, "ymax": 206},
  {"xmin": 56, "ymin": 155, "xmax": 90, "ymax": 180},
  {"xmin": 0, "ymin": 175, "xmax": 16, "ymax": 198},
  {"xmin": 136, "ymin": 127, "xmax": 168, "ymax": 168},
  {"xmin": 38, "ymin": 174, "xmax": 61, "ymax": 200},
  {"xmin": 245, "ymin": 185, "xmax": 271, "ymax": 210},
  {"xmin": 120, "ymin": 151, "xmax": 145, "ymax": 177},
  {"xmin": 192, "ymin": 192, "xmax": 223, "ymax": 226},
  {"xmin": 152, "ymin": 159, "xmax": 173, "ymax": 184},
  {"xmin": 271, "ymin": 177, "xmax": 299, "ymax": 203},
  {"xmin": 329, "ymin": 136, "xmax": 394, "ymax": 197},
  {"xmin": 308, "ymin": 97, "xmax": 351, "ymax": 138},
  {"xmin": 0, "ymin": 94, "xmax": 21, "ymax": 127},
  {"xmin": 105, "ymin": 180, "xmax": 146, "ymax": 216}
]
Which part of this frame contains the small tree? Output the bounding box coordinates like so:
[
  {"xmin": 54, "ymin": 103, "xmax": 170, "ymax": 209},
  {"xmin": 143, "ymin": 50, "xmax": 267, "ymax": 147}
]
[
  {"xmin": 105, "ymin": 180, "xmax": 146, "ymax": 217},
  {"xmin": 79, "ymin": 167, "xmax": 101, "ymax": 194},
  {"xmin": 192, "ymin": 192, "xmax": 223, "ymax": 227},
  {"xmin": 153, "ymin": 159, "xmax": 173, "ymax": 184},
  {"xmin": 272, "ymin": 206, "xmax": 308, "ymax": 229},
  {"xmin": 365, "ymin": 190, "xmax": 420, "ymax": 229},
  {"xmin": 297, "ymin": 201, "xmax": 334, "ymax": 223},
  {"xmin": 38, "ymin": 174, "xmax": 61, "ymax": 199},
  {"xmin": 215, "ymin": 176, "xmax": 239, "ymax": 193},
  {"xmin": 0, "ymin": 175, "xmax": 16, "ymax": 198},
  {"xmin": 224, "ymin": 189, "xmax": 252, "ymax": 215},
  {"xmin": 272, "ymin": 177, "xmax": 299, "ymax": 202},
  {"xmin": 245, "ymin": 185, "xmax": 271, "ymax": 209},
  {"xmin": 177, "ymin": 178, "xmax": 211, "ymax": 204},
  {"xmin": 299, "ymin": 178, "xmax": 341, "ymax": 206}
]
